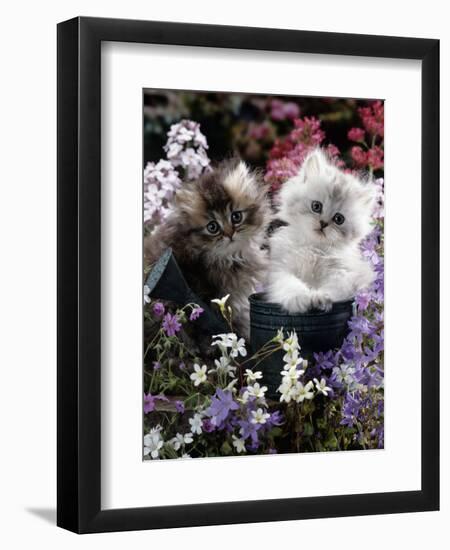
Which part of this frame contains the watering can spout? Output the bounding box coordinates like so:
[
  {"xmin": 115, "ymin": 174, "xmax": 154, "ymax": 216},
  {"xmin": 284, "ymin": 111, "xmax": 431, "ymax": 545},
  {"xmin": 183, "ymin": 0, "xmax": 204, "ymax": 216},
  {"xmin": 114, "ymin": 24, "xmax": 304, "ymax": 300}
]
[{"xmin": 145, "ymin": 247, "xmax": 228, "ymax": 335}]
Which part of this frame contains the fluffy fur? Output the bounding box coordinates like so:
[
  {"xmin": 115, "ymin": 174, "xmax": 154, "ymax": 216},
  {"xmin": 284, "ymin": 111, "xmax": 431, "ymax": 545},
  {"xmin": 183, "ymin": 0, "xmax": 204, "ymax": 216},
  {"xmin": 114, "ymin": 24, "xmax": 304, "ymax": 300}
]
[
  {"xmin": 267, "ymin": 149, "xmax": 376, "ymax": 313},
  {"xmin": 144, "ymin": 159, "xmax": 270, "ymax": 336}
]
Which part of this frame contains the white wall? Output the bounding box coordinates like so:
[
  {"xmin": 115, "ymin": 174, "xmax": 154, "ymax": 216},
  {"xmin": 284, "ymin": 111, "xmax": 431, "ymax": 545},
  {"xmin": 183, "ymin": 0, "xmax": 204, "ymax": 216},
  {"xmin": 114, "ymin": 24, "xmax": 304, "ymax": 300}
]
[{"xmin": 0, "ymin": 1, "xmax": 447, "ymax": 548}]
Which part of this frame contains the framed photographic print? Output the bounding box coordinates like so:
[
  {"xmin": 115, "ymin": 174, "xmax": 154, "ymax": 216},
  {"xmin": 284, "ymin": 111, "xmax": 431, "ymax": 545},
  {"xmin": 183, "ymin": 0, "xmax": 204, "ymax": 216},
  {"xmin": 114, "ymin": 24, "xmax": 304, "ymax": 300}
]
[{"xmin": 57, "ymin": 16, "xmax": 439, "ymax": 533}]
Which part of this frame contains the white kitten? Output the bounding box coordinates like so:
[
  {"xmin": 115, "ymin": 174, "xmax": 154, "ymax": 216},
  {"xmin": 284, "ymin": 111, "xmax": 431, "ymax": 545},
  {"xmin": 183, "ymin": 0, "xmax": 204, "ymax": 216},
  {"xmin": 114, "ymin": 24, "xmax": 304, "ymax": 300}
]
[{"xmin": 267, "ymin": 149, "xmax": 376, "ymax": 313}]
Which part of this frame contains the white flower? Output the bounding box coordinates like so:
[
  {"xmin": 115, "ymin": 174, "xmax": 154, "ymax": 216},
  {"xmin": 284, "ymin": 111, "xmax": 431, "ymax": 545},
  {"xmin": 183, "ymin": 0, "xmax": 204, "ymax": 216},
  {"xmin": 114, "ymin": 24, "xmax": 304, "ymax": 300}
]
[
  {"xmin": 229, "ymin": 335, "xmax": 247, "ymax": 358},
  {"xmin": 144, "ymin": 432, "xmax": 163, "ymax": 459},
  {"xmin": 333, "ymin": 364, "xmax": 356, "ymax": 386},
  {"xmin": 170, "ymin": 432, "xmax": 193, "ymax": 451},
  {"xmin": 165, "ymin": 121, "xmax": 211, "ymax": 180},
  {"xmin": 294, "ymin": 381, "xmax": 315, "ymax": 403},
  {"xmin": 225, "ymin": 378, "xmax": 239, "ymax": 392},
  {"xmin": 232, "ymin": 435, "xmax": 246, "ymax": 453},
  {"xmin": 283, "ymin": 351, "xmax": 303, "ymax": 369},
  {"xmin": 143, "ymin": 160, "xmax": 181, "ymax": 228},
  {"xmin": 251, "ymin": 408, "xmax": 270, "ymax": 425},
  {"xmin": 213, "ymin": 356, "xmax": 236, "ymax": 377},
  {"xmin": 181, "ymin": 453, "xmax": 192, "ymax": 459},
  {"xmin": 211, "ymin": 333, "xmax": 233, "ymax": 353},
  {"xmin": 273, "ymin": 328, "xmax": 285, "ymax": 344},
  {"xmin": 211, "ymin": 294, "xmax": 230, "ymax": 311},
  {"xmin": 149, "ymin": 424, "xmax": 163, "ymax": 435},
  {"xmin": 190, "ymin": 364, "xmax": 208, "ymax": 386},
  {"xmin": 314, "ymin": 377, "xmax": 332, "ymax": 396},
  {"xmin": 245, "ymin": 369, "xmax": 263, "ymax": 383},
  {"xmin": 189, "ymin": 413, "xmax": 203, "ymax": 435},
  {"xmin": 244, "ymin": 383, "xmax": 268, "ymax": 400},
  {"xmin": 282, "ymin": 331, "xmax": 300, "ymax": 355},
  {"xmin": 165, "ymin": 141, "xmax": 183, "ymax": 159},
  {"xmin": 278, "ymin": 381, "xmax": 296, "ymax": 403},
  {"xmin": 144, "ymin": 285, "xmax": 151, "ymax": 305},
  {"xmin": 211, "ymin": 332, "xmax": 246, "ymax": 358},
  {"xmin": 281, "ymin": 365, "xmax": 304, "ymax": 382}
]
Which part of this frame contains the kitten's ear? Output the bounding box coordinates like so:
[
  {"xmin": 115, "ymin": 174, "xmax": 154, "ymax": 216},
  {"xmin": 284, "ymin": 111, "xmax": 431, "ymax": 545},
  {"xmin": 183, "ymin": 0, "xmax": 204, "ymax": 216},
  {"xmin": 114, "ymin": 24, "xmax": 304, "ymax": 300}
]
[
  {"xmin": 302, "ymin": 149, "xmax": 327, "ymax": 181},
  {"xmin": 227, "ymin": 160, "xmax": 264, "ymax": 195},
  {"xmin": 235, "ymin": 160, "xmax": 250, "ymax": 179}
]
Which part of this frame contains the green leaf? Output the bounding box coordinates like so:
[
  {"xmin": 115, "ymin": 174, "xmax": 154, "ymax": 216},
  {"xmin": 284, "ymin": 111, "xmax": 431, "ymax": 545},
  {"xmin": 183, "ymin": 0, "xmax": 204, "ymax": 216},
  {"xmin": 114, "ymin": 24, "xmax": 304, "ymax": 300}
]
[
  {"xmin": 324, "ymin": 431, "xmax": 338, "ymax": 449},
  {"xmin": 303, "ymin": 422, "xmax": 314, "ymax": 436},
  {"xmin": 220, "ymin": 440, "xmax": 232, "ymax": 455}
]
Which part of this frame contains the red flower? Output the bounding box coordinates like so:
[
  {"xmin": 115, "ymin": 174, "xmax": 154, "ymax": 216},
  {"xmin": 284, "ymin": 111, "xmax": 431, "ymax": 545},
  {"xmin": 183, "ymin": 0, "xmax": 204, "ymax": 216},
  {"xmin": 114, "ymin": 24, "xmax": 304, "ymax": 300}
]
[
  {"xmin": 367, "ymin": 146, "xmax": 384, "ymax": 170},
  {"xmin": 351, "ymin": 146, "xmax": 368, "ymax": 167},
  {"xmin": 347, "ymin": 127, "xmax": 365, "ymax": 142},
  {"xmin": 358, "ymin": 100, "xmax": 384, "ymax": 137}
]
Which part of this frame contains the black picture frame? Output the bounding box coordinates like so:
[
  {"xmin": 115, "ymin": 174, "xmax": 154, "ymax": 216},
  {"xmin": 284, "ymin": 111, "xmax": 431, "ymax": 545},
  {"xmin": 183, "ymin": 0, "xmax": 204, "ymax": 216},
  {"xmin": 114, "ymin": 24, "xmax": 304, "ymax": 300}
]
[{"xmin": 57, "ymin": 16, "xmax": 439, "ymax": 533}]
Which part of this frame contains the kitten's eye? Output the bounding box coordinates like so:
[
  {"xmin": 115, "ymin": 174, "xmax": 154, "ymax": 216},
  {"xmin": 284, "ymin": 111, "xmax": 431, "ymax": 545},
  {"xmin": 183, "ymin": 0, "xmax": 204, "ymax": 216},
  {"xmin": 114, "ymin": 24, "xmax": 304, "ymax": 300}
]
[
  {"xmin": 206, "ymin": 220, "xmax": 220, "ymax": 235},
  {"xmin": 311, "ymin": 201, "xmax": 322, "ymax": 214},
  {"xmin": 333, "ymin": 213, "xmax": 345, "ymax": 225},
  {"xmin": 231, "ymin": 211, "xmax": 243, "ymax": 225}
]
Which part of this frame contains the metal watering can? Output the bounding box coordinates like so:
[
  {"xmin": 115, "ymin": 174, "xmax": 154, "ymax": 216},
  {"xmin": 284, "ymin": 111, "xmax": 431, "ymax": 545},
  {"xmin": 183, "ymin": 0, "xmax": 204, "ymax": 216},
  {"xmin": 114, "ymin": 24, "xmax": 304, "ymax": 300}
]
[{"xmin": 145, "ymin": 247, "xmax": 228, "ymax": 335}]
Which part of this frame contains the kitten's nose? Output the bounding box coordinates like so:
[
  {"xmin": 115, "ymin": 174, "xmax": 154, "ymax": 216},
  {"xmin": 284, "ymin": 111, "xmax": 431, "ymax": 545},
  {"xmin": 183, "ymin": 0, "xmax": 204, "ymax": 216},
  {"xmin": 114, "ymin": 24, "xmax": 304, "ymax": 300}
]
[{"xmin": 320, "ymin": 220, "xmax": 328, "ymax": 230}]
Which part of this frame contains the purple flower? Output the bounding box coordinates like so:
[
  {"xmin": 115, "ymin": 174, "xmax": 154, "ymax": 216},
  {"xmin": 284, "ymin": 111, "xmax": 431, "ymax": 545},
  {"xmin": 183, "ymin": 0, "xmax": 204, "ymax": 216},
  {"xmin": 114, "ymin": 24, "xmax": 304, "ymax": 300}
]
[
  {"xmin": 376, "ymin": 426, "xmax": 384, "ymax": 449},
  {"xmin": 347, "ymin": 315, "xmax": 373, "ymax": 341},
  {"xmin": 178, "ymin": 362, "xmax": 186, "ymax": 371},
  {"xmin": 153, "ymin": 302, "xmax": 165, "ymax": 317},
  {"xmin": 340, "ymin": 393, "xmax": 361, "ymax": 427},
  {"xmin": 361, "ymin": 244, "xmax": 380, "ymax": 265},
  {"xmin": 355, "ymin": 292, "xmax": 371, "ymax": 311},
  {"xmin": 313, "ymin": 350, "xmax": 338, "ymax": 371},
  {"xmin": 238, "ymin": 418, "xmax": 261, "ymax": 446},
  {"xmin": 175, "ymin": 400, "xmax": 185, "ymax": 413},
  {"xmin": 162, "ymin": 313, "xmax": 182, "ymax": 336},
  {"xmin": 202, "ymin": 418, "xmax": 216, "ymax": 433},
  {"xmin": 143, "ymin": 393, "xmax": 156, "ymax": 414},
  {"xmin": 143, "ymin": 393, "xmax": 168, "ymax": 414},
  {"xmin": 267, "ymin": 410, "xmax": 284, "ymax": 427},
  {"xmin": 205, "ymin": 389, "xmax": 239, "ymax": 426},
  {"xmin": 152, "ymin": 361, "xmax": 161, "ymax": 371},
  {"xmin": 189, "ymin": 306, "xmax": 204, "ymax": 321}
]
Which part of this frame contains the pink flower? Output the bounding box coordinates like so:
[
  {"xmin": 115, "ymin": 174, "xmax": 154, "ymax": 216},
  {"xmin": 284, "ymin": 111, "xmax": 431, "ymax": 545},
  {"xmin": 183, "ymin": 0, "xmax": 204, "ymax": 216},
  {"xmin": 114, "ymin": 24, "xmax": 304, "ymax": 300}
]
[
  {"xmin": 367, "ymin": 146, "xmax": 384, "ymax": 171},
  {"xmin": 290, "ymin": 117, "xmax": 325, "ymax": 146},
  {"xmin": 270, "ymin": 99, "xmax": 286, "ymax": 121},
  {"xmin": 264, "ymin": 157, "xmax": 299, "ymax": 191},
  {"xmin": 348, "ymin": 127, "xmax": 365, "ymax": 142},
  {"xmin": 248, "ymin": 122, "xmax": 270, "ymax": 140},
  {"xmin": 325, "ymin": 144, "xmax": 345, "ymax": 167},
  {"xmin": 269, "ymin": 99, "xmax": 298, "ymax": 121},
  {"xmin": 351, "ymin": 146, "xmax": 368, "ymax": 167},
  {"xmin": 265, "ymin": 116, "xmax": 342, "ymax": 193},
  {"xmin": 283, "ymin": 102, "xmax": 300, "ymax": 120},
  {"xmin": 358, "ymin": 100, "xmax": 384, "ymax": 137},
  {"xmin": 270, "ymin": 99, "xmax": 301, "ymax": 121}
]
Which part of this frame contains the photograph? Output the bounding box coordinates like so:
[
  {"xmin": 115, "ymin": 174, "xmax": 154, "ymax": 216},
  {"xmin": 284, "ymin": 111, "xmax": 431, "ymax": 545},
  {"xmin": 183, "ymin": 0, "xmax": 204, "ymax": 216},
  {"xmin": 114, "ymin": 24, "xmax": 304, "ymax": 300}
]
[{"xmin": 142, "ymin": 90, "xmax": 384, "ymax": 460}]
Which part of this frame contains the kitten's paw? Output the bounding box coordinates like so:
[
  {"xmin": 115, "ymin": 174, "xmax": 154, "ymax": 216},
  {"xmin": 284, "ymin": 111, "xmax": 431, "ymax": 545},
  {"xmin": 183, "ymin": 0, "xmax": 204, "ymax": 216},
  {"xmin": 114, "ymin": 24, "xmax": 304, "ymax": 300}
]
[
  {"xmin": 310, "ymin": 291, "xmax": 333, "ymax": 312},
  {"xmin": 279, "ymin": 295, "xmax": 311, "ymax": 314}
]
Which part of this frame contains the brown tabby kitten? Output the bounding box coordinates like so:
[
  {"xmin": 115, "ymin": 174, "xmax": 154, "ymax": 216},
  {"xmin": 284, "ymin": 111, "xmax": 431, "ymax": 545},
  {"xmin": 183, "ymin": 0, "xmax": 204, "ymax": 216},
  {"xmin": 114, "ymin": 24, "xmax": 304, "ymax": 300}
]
[{"xmin": 144, "ymin": 159, "xmax": 270, "ymax": 337}]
